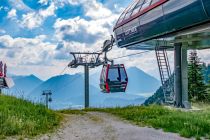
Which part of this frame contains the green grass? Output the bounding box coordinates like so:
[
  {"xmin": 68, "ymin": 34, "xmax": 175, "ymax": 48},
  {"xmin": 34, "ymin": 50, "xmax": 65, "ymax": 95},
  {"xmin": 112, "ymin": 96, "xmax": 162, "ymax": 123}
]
[
  {"xmin": 4, "ymin": 94, "xmax": 208, "ymax": 139},
  {"xmin": 84, "ymin": 105, "xmax": 210, "ymax": 139},
  {"xmin": 0, "ymin": 95, "xmax": 62, "ymax": 139}
]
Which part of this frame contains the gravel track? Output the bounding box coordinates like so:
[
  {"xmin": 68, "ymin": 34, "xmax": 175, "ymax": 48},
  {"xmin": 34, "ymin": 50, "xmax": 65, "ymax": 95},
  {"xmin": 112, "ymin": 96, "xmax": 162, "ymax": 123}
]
[{"xmin": 40, "ymin": 112, "xmax": 192, "ymax": 140}]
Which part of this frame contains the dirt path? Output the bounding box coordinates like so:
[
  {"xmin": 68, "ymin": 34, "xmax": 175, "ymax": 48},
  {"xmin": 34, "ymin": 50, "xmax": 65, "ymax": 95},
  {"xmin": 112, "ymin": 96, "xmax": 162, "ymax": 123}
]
[{"xmin": 40, "ymin": 112, "xmax": 191, "ymax": 140}]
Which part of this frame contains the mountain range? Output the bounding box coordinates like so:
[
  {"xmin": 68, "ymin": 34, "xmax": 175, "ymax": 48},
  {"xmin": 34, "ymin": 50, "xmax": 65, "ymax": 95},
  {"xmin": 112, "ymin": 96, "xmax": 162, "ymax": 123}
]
[
  {"xmin": 4, "ymin": 67, "xmax": 160, "ymax": 109},
  {"xmin": 4, "ymin": 74, "xmax": 43, "ymax": 97}
]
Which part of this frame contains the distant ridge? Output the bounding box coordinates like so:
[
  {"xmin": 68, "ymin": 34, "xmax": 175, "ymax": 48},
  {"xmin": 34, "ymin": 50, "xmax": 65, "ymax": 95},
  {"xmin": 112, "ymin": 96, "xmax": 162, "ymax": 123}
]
[
  {"xmin": 6, "ymin": 74, "xmax": 43, "ymax": 96},
  {"xmin": 126, "ymin": 67, "xmax": 160, "ymax": 94}
]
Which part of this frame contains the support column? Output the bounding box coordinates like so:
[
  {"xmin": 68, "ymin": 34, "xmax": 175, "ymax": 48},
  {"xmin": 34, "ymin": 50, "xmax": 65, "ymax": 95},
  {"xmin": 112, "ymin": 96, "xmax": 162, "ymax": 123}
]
[
  {"xmin": 181, "ymin": 47, "xmax": 190, "ymax": 108},
  {"xmin": 84, "ymin": 65, "xmax": 89, "ymax": 108},
  {"xmin": 174, "ymin": 44, "xmax": 182, "ymax": 107},
  {"xmin": 174, "ymin": 44, "xmax": 190, "ymax": 108}
]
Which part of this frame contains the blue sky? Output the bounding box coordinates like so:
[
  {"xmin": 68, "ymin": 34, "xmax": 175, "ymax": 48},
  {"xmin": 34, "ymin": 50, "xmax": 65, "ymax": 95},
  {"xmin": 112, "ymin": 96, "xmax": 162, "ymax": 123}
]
[{"xmin": 0, "ymin": 0, "xmax": 209, "ymax": 80}]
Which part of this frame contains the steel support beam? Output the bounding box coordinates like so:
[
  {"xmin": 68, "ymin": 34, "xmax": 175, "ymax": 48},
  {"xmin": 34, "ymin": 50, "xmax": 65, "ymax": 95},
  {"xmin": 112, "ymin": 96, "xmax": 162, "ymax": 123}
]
[
  {"xmin": 84, "ymin": 65, "xmax": 89, "ymax": 108},
  {"xmin": 174, "ymin": 44, "xmax": 190, "ymax": 108}
]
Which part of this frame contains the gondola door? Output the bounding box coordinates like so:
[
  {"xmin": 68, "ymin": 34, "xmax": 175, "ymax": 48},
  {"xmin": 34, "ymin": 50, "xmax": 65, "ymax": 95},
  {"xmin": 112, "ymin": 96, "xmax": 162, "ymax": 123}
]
[{"xmin": 100, "ymin": 65, "xmax": 111, "ymax": 93}]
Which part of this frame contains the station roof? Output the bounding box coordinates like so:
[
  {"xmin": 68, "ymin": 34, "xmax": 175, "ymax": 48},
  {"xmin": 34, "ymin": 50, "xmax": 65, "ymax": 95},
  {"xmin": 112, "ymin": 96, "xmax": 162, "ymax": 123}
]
[{"xmin": 115, "ymin": 0, "xmax": 164, "ymax": 30}]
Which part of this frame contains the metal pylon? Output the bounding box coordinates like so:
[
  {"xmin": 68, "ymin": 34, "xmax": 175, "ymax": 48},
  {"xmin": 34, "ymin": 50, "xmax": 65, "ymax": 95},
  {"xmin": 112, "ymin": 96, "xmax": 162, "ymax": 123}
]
[
  {"xmin": 155, "ymin": 41, "xmax": 174, "ymax": 104},
  {"xmin": 68, "ymin": 36, "xmax": 115, "ymax": 108}
]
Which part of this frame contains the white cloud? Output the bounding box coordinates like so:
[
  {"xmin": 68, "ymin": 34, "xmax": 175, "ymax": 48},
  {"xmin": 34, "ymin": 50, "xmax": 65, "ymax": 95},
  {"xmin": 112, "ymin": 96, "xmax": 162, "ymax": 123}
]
[
  {"xmin": 21, "ymin": 3, "xmax": 56, "ymax": 29},
  {"xmin": 0, "ymin": 35, "xmax": 83, "ymax": 80},
  {"xmin": 0, "ymin": 35, "xmax": 56, "ymax": 65},
  {"xmin": 55, "ymin": 0, "xmax": 115, "ymax": 19},
  {"xmin": 54, "ymin": 12, "xmax": 118, "ymax": 45},
  {"xmin": 7, "ymin": 9, "xmax": 17, "ymax": 20},
  {"xmin": 38, "ymin": 0, "xmax": 49, "ymax": 5},
  {"xmin": 39, "ymin": 3, "xmax": 56, "ymax": 18},
  {"xmin": 8, "ymin": 0, "xmax": 32, "ymax": 11},
  {"xmin": 82, "ymin": 0, "xmax": 113, "ymax": 20},
  {"xmin": 21, "ymin": 12, "xmax": 43, "ymax": 29}
]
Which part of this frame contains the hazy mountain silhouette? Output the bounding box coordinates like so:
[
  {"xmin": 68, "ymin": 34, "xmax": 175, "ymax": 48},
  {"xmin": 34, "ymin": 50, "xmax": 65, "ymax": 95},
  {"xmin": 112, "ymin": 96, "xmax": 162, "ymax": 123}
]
[
  {"xmin": 126, "ymin": 67, "xmax": 160, "ymax": 94},
  {"xmin": 28, "ymin": 74, "xmax": 104, "ymax": 109},
  {"xmin": 6, "ymin": 67, "xmax": 160, "ymax": 109},
  {"xmin": 5, "ymin": 74, "xmax": 43, "ymax": 96},
  {"xmin": 26, "ymin": 74, "xmax": 146, "ymax": 109}
]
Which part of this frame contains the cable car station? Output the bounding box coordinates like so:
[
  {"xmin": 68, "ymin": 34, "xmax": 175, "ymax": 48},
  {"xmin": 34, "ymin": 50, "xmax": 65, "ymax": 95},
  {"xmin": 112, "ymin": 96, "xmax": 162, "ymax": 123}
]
[
  {"xmin": 113, "ymin": 0, "xmax": 210, "ymax": 108},
  {"xmin": 68, "ymin": 0, "xmax": 210, "ymax": 109}
]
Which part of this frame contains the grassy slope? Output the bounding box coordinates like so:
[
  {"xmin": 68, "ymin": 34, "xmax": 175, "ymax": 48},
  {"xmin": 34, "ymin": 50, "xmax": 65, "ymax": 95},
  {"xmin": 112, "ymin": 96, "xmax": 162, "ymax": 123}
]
[
  {"xmin": 0, "ymin": 95, "xmax": 62, "ymax": 139},
  {"xmin": 84, "ymin": 105, "xmax": 210, "ymax": 139}
]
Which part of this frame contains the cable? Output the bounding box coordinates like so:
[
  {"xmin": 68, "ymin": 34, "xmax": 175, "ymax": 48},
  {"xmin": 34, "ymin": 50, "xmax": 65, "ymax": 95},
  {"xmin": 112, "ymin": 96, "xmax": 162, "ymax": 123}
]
[
  {"xmin": 111, "ymin": 50, "xmax": 151, "ymax": 60},
  {"xmin": 42, "ymin": 63, "xmax": 70, "ymax": 92},
  {"xmin": 59, "ymin": 65, "xmax": 68, "ymax": 75}
]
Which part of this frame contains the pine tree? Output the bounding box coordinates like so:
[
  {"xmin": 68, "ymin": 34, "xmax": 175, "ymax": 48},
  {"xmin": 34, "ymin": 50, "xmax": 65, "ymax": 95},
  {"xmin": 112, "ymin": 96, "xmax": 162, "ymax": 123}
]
[
  {"xmin": 188, "ymin": 50, "xmax": 207, "ymax": 101},
  {"xmin": 205, "ymin": 72, "xmax": 210, "ymax": 102}
]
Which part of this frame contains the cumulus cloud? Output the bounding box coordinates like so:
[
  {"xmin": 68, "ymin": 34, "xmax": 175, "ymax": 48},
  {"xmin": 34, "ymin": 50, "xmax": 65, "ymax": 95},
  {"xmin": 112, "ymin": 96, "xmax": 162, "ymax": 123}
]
[
  {"xmin": 38, "ymin": 0, "xmax": 49, "ymax": 5},
  {"xmin": 54, "ymin": 13, "xmax": 118, "ymax": 45},
  {"xmin": 52, "ymin": 0, "xmax": 126, "ymax": 66},
  {"xmin": 21, "ymin": 12, "xmax": 43, "ymax": 29},
  {"xmin": 54, "ymin": 41, "xmax": 90, "ymax": 60},
  {"xmin": 82, "ymin": 0, "xmax": 113, "ymax": 20},
  {"xmin": 0, "ymin": 0, "xmax": 129, "ymax": 79},
  {"xmin": 58, "ymin": 0, "xmax": 113, "ymax": 19},
  {"xmin": 0, "ymin": 35, "xmax": 56, "ymax": 65},
  {"xmin": 54, "ymin": 17, "xmax": 101, "ymax": 44},
  {"xmin": 7, "ymin": 9, "xmax": 17, "ymax": 19},
  {"xmin": 54, "ymin": 42, "xmax": 70, "ymax": 60},
  {"xmin": 21, "ymin": 2, "xmax": 56, "ymax": 29},
  {"xmin": 8, "ymin": 0, "xmax": 32, "ymax": 11},
  {"xmin": 39, "ymin": 3, "xmax": 56, "ymax": 18}
]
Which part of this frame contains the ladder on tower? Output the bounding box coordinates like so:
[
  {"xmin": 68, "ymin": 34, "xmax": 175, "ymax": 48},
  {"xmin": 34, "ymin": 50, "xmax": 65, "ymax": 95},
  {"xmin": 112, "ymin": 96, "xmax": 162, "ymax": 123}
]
[{"xmin": 155, "ymin": 44, "xmax": 174, "ymax": 104}]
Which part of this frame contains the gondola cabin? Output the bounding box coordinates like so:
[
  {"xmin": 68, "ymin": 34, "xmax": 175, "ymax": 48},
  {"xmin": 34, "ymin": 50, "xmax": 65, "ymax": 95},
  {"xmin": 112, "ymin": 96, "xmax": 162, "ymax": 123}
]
[
  {"xmin": 0, "ymin": 61, "xmax": 14, "ymax": 89},
  {"xmin": 100, "ymin": 64, "xmax": 128, "ymax": 93}
]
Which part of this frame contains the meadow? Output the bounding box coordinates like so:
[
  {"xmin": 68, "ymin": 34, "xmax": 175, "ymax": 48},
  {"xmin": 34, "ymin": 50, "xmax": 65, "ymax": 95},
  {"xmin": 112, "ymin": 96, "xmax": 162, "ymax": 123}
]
[
  {"xmin": 1, "ymin": 93, "xmax": 210, "ymax": 140},
  {"xmin": 0, "ymin": 95, "xmax": 62, "ymax": 139}
]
